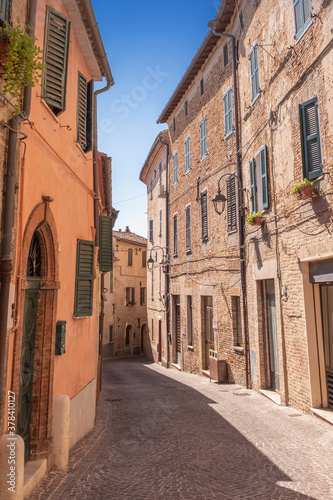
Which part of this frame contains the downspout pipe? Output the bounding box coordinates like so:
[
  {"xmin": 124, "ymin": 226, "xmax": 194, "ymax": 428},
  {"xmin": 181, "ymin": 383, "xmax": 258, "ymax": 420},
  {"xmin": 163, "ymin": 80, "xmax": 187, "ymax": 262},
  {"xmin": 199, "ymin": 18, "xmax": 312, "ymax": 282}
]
[
  {"xmin": 210, "ymin": 28, "xmax": 251, "ymax": 389},
  {"xmin": 159, "ymin": 137, "xmax": 170, "ymax": 366},
  {"xmin": 0, "ymin": 0, "xmax": 37, "ymax": 431}
]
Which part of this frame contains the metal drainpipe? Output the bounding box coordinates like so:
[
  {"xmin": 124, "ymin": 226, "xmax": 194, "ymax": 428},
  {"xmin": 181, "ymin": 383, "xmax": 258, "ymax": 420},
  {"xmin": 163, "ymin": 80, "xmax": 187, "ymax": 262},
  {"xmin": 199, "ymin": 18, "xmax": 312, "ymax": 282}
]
[
  {"xmin": 212, "ymin": 29, "xmax": 251, "ymax": 389},
  {"xmin": 159, "ymin": 137, "xmax": 170, "ymax": 366},
  {"xmin": 0, "ymin": 0, "xmax": 37, "ymax": 431}
]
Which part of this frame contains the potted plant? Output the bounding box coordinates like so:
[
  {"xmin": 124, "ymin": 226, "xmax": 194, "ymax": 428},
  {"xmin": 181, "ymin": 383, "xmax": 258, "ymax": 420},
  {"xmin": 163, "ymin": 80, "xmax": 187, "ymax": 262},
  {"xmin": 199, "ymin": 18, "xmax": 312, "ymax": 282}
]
[
  {"xmin": 0, "ymin": 22, "xmax": 43, "ymax": 114},
  {"xmin": 246, "ymin": 212, "xmax": 265, "ymax": 225},
  {"xmin": 291, "ymin": 178, "xmax": 316, "ymax": 200}
]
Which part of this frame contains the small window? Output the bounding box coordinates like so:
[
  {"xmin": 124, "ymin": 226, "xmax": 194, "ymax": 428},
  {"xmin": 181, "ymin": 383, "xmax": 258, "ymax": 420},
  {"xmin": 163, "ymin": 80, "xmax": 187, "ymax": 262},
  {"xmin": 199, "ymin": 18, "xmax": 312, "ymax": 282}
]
[
  {"xmin": 185, "ymin": 100, "xmax": 188, "ymax": 117},
  {"xmin": 293, "ymin": 0, "xmax": 311, "ymax": 40},
  {"xmin": 249, "ymin": 146, "xmax": 269, "ymax": 213},
  {"xmin": 201, "ymin": 191, "xmax": 208, "ymax": 241},
  {"xmin": 224, "ymin": 87, "xmax": 233, "ymax": 136},
  {"xmin": 159, "ymin": 162, "xmax": 162, "ymax": 183},
  {"xmin": 0, "ymin": 0, "xmax": 10, "ymax": 23},
  {"xmin": 125, "ymin": 325, "xmax": 130, "ymax": 345},
  {"xmin": 173, "ymin": 214, "xmax": 178, "ymax": 256},
  {"xmin": 300, "ymin": 97, "xmax": 322, "ymax": 180},
  {"xmin": 226, "ymin": 177, "xmax": 237, "ymax": 231},
  {"xmin": 150, "ymin": 180, "xmax": 153, "ymax": 199},
  {"xmin": 140, "ymin": 287, "xmax": 146, "ymax": 305},
  {"xmin": 149, "ymin": 220, "xmax": 153, "ymax": 243},
  {"xmin": 185, "ymin": 136, "xmax": 191, "ymax": 173},
  {"xmin": 200, "ymin": 78, "xmax": 204, "ymax": 96},
  {"xmin": 142, "ymin": 250, "xmax": 147, "ymax": 268},
  {"xmin": 187, "ymin": 295, "xmax": 193, "ymax": 347},
  {"xmin": 223, "ymin": 43, "xmax": 229, "ymax": 67},
  {"xmin": 151, "ymin": 268, "xmax": 154, "ymax": 298},
  {"xmin": 159, "ymin": 209, "xmax": 163, "ymax": 236},
  {"xmin": 249, "ymin": 42, "xmax": 260, "ymax": 101},
  {"xmin": 109, "ymin": 325, "xmax": 113, "ymax": 343},
  {"xmin": 173, "ymin": 152, "xmax": 178, "ymax": 184},
  {"xmin": 126, "ymin": 287, "xmax": 135, "ymax": 306},
  {"xmin": 200, "ymin": 118, "xmax": 207, "ymax": 159},
  {"xmin": 232, "ymin": 296, "xmax": 242, "ymax": 346},
  {"xmin": 151, "ymin": 318, "xmax": 154, "ymax": 341},
  {"xmin": 173, "ymin": 117, "xmax": 176, "ymax": 132},
  {"xmin": 42, "ymin": 7, "xmax": 71, "ymax": 115},
  {"xmin": 128, "ymin": 248, "xmax": 133, "ymax": 266},
  {"xmin": 110, "ymin": 269, "xmax": 113, "ymax": 292},
  {"xmin": 185, "ymin": 205, "xmax": 191, "ymax": 252}
]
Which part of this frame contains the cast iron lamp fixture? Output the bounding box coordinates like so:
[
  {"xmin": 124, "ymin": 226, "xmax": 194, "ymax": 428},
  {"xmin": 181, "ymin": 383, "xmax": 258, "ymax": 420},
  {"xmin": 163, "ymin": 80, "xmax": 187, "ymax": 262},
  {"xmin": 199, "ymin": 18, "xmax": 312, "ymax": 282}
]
[
  {"xmin": 147, "ymin": 245, "xmax": 169, "ymax": 272},
  {"xmin": 212, "ymin": 171, "xmax": 237, "ymax": 215}
]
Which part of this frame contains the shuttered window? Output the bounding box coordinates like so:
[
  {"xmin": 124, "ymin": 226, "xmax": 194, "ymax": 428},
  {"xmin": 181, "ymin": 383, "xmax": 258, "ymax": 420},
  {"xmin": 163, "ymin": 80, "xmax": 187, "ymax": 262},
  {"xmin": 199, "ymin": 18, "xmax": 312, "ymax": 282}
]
[
  {"xmin": 99, "ymin": 216, "xmax": 113, "ymax": 272},
  {"xmin": 126, "ymin": 287, "xmax": 130, "ymax": 306},
  {"xmin": 249, "ymin": 42, "xmax": 260, "ymax": 101},
  {"xmin": 300, "ymin": 97, "xmax": 322, "ymax": 180},
  {"xmin": 223, "ymin": 42, "xmax": 228, "ymax": 67},
  {"xmin": 293, "ymin": 0, "xmax": 311, "ymax": 40},
  {"xmin": 159, "ymin": 209, "xmax": 162, "ymax": 236},
  {"xmin": 74, "ymin": 240, "xmax": 95, "ymax": 317},
  {"xmin": 125, "ymin": 287, "xmax": 135, "ymax": 306},
  {"xmin": 201, "ymin": 191, "xmax": 208, "ymax": 241},
  {"xmin": 77, "ymin": 74, "xmax": 94, "ymax": 152},
  {"xmin": 173, "ymin": 214, "xmax": 178, "ymax": 256},
  {"xmin": 140, "ymin": 287, "xmax": 146, "ymax": 305},
  {"xmin": 173, "ymin": 152, "xmax": 178, "ymax": 184},
  {"xmin": 42, "ymin": 7, "xmax": 71, "ymax": 115},
  {"xmin": 142, "ymin": 250, "xmax": 146, "ymax": 268},
  {"xmin": 128, "ymin": 248, "xmax": 133, "ymax": 266},
  {"xmin": 149, "ymin": 220, "xmax": 153, "ymax": 242},
  {"xmin": 250, "ymin": 158, "xmax": 257, "ymax": 214},
  {"xmin": 260, "ymin": 146, "xmax": 269, "ymax": 209},
  {"xmin": 227, "ymin": 177, "xmax": 237, "ymax": 231},
  {"xmin": 200, "ymin": 118, "xmax": 207, "ymax": 159},
  {"xmin": 185, "ymin": 205, "xmax": 191, "ymax": 252},
  {"xmin": 0, "ymin": 0, "xmax": 9, "ymax": 22},
  {"xmin": 224, "ymin": 87, "xmax": 233, "ymax": 136},
  {"xmin": 185, "ymin": 136, "xmax": 191, "ymax": 173}
]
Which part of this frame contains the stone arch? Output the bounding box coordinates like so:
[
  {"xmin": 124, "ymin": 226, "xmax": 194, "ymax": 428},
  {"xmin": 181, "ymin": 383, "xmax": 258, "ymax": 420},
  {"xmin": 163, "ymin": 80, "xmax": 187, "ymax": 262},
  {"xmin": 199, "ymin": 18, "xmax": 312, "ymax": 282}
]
[{"xmin": 13, "ymin": 198, "xmax": 59, "ymax": 462}]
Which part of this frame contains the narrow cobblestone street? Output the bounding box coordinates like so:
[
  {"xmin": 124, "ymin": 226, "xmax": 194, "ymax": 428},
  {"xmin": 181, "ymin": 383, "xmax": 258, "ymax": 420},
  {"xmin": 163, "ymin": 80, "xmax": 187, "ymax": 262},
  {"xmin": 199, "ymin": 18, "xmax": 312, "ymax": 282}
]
[{"xmin": 28, "ymin": 357, "xmax": 333, "ymax": 499}]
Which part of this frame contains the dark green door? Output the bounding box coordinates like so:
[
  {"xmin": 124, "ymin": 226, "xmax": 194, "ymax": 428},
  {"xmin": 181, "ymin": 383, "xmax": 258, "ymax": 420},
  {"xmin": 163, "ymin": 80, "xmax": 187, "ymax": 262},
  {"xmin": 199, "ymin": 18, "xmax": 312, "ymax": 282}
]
[{"xmin": 17, "ymin": 281, "xmax": 40, "ymax": 462}]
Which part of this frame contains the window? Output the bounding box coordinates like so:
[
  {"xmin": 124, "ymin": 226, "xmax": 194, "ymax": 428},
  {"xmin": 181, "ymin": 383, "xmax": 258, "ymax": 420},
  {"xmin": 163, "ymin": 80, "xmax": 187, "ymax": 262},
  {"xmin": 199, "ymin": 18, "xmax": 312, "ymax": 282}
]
[
  {"xmin": 159, "ymin": 162, "xmax": 162, "ymax": 183},
  {"xmin": 185, "ymin": 205, "xmax": 191, "ymax": 252},
  {"xmin": 173, "ymin": 214, "xmax": 178, "ymax": 256},
  {"xmin": 185, "ymin": 99, "xmax": 188, "ymax": 117},
  {"xmin": 110, "ymin": 269, "xmax": 113, "ymax": 292},
  {"xmin": 109, "ymin": 325, "xmax": 113, "ymax": 343},
  {"xmin": 126, "ymin": 287, "xmax": 135, "ymax": 306},
  {"xmin": 224, "ymin": 87, "xmax": 233, "ymax": 136},
  {"xmin": 99, "ymin": 215, "xmax": 113, "ymax": 272},
  {"xmin": 42, "ymin": 7, "xmax": 71, "ymax": 115},
  {"xmin": 226, "ymin": 176, "xmax": 237, "ymax": 231},
  {"xmin": 125, "ymin": 325, "xmax": 131, "ymax": 345},
  {"xmin": 159, "ymin": 209, "xmax": 162, "ymax": 236},
  {"xmin": 200, "ymin": 118, "xmax": 207, "ymax": 159},
  {"xmin": 223, "ymin": 42, "xmax": 229, "ymax": 67},
  {"xmin": 77, "ymin": 72, "xmax": 94, "ymax": 152},
  {"xmin": 300, "ymin": 97, "xmax": 322, "ymax": 179},
  {"xmin": 232, "ymin": 296, "xmax": 242, "ymax": 345},
  {"xmin": 293, "ymin": 0, "xmax": 311, "ymax": 40},
  {"xmin": 142, "ymin": 250, "xmax": 147, "ymax": 268},
  {"xmin": 185, "ymin": 136, "xmax": 191, "ymax": 173},
  {"xmin": 74, "ymin": 240, "xmax": 95, "ymax": 317},
  {"xmin": 140, "ymin": 287, "xmax": 146, "ymax": 305},
  {"xmin": 249, "ymin": 42, "xmax": 260, "ymax": 101},
  {"xmin": 149, "ymin": 220, "xmax": 153, "ymax": 242},
  {"xmin": 187, "ymin": 295, "xmax": 193, "ymax": 347},
  {"xmin": 173, "ymin": 152, "xmax": 178, "ymax": 184},
  {"xmin": 200, "ymin": 78, "xmax": 204, "ymax": 96},
  {"xmin": 0, "ymin": 0, "xmax": 11, "ymax": 23},
  {"xmin": 173, "ymin": 117, "xmax": 176, "ymax": 132},
  {"xmin": 151, "ymin": 268, "xmax": 154, "ymax": 298},
  {"xmin": 128, "ymin": 248, "xmax": 133, "ymax": 266},
  {"xmin": 249, "ymin": 146, "xmax": 269, "ymax": 213},
  {"xmin": 201, "ymin": 191, "xmax": 208, "ymax": 241},
  {"xmin": 151, "ymin": 319, "xmax": 154, "ymax": 341},
  {"xmin": 150, "ymin": 180, "xmax": 153, "ymax": 199}
]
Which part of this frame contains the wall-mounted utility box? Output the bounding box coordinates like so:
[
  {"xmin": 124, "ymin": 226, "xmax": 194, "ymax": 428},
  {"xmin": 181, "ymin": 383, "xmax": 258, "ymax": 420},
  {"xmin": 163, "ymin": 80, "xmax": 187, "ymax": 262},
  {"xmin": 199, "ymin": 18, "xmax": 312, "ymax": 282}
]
[{"xmin": 55, "ymin": 320, "xmax": 66, "ymax": 355}]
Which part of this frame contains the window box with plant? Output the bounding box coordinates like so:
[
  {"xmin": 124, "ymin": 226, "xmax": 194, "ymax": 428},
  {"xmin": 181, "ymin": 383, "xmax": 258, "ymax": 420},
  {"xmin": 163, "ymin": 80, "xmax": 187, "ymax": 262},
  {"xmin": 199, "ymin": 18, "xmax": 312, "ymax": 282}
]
[
  {"xmin": 246, "ymin": 212, "xmax": 265, "ymax": 225},
  {"xmin": 0, "ymin": 22, "xmax": 43, "ymax": 114},
  {"xmin": 291, "ymin": 179, "xmax": 317, "ymax": 200}
]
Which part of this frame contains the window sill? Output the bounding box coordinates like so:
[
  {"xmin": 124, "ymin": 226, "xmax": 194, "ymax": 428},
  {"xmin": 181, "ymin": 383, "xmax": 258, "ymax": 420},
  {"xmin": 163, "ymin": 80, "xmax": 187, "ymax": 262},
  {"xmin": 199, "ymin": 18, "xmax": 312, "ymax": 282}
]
[
  {"xmin": 233, "ymin": 346, "xmax": 244, "ymax": 354},
  {"xmin": 200, "ymin": 153, "xmax": 208, "ymax": 161},
  {"xmin": 224, "ymin": 130, "xmax": 235, "ymax": 140},
  {"xmin": 185, "ymin": 248, "xmax": 192, "ymax": 255},
  {"xmin": 41, "ymin": 99, "xmax": 60, "ymax": 124},
  {"xmin": 251, "ymin": 92, "xmax": 261, "ymax": 106},
  {"xmin": 187, "ymin": 345, "xmax": 194, "ymax": 351},
  {"xmin": 294, "ymin": 20, "xmax": 312, "ymax": 44},
  {"xmin": 76, "ymin": 142, "xmax": 88, "ymax": 159}
]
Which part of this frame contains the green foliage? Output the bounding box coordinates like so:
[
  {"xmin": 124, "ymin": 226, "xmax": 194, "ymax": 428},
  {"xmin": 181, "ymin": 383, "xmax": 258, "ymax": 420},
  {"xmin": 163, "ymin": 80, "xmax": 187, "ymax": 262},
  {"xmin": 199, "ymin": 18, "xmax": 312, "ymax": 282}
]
[
  {"xmin": 291, "ymin": 178, "xmax": 314, "ymax": 195},
  {"xmin": 246, "ymin": 212, "xmax": 263, "ymax": 224},
  {"xmin": 0, "ymin": 22, "xmax": 43, "ymax": 114}
]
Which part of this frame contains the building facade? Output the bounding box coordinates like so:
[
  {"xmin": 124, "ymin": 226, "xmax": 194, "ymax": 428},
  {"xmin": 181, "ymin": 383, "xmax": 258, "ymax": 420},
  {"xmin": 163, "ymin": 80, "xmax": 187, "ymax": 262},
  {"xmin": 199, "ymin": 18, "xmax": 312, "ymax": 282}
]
[
  {"xmin": 103, "ymin": 227, "xmax": 147, "ymax": 359},
  {"xmin": 0, "ymin": 0, "xmax": 114, "ymax": 493},
  {"xmin": 139, "ymin": 130, "xmax": 170, "ymax": 365}
]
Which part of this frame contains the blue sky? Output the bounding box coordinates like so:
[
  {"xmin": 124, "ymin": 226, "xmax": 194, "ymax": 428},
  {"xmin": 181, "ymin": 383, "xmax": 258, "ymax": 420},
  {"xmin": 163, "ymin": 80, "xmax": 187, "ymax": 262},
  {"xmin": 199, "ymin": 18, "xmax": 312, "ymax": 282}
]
[{"xmin": 93, "ymin": 0, "xmax": 219, "ymax": 238}]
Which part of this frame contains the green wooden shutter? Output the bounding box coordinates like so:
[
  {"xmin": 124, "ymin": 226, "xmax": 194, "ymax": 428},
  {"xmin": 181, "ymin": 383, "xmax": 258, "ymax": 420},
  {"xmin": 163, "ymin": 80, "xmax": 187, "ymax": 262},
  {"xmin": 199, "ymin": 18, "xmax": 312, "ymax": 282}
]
[
  {"xmin": 260, "ymin": 146, "xmax": 269, "ymax": 209},
  {"xmin": 0, "ymin": 0, "xmax": 7, "ymax": 22},
  {"xmin": 42, "ymin": 7, "xmax": 71, "ymax": 114},
  {"xmin": 185, "ymin": 205, "xmax": 191, "ymax": 251},
  {"xmin": 301, "ymin": 97, "xmax": 322, "ymax": 179},
  {"xmin": 126, "ymin": 287, "xmax": 130, "ymax": 306},
  {"xmin": 173, "ymin": 214, "xmax": 178, "ymax": 255},
  {"xmin": 201, "ymin": 191, "xmax": 208, "ymax": 240},
  {"xmin": 77, "ymin": 72, "xmax": 87, "ymax": 150},
  {"xmin": 74, "ymin": 240, "xmax": 95, "ymax": 317},
  {"xmin": 86, "ymin": 80, "xmax": 94, "ymax": 152},
  {"xmin": 99, "ymin": 216, "xmax": 113, "ymax": 272},
  {"xmin": 227, "ymin": 177, "xmax": 237, "ymax": 231},
  {"xmin": 250, "ymin": 159, "xmax": 257, "ymax": 213}
]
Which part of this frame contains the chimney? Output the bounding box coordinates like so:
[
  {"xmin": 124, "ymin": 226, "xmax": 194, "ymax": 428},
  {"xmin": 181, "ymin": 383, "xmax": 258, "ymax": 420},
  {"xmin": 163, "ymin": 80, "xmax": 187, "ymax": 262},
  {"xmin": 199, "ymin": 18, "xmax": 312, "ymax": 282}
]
[{"xmin": 125, "ymin": 226, "xmax": 130, "ymax": 233}]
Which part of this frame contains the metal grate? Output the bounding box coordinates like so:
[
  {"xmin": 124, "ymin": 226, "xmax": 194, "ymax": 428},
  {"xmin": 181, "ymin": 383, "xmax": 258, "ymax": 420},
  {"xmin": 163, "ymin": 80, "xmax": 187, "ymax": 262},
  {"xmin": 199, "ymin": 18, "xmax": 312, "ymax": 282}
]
[{"xmin": 327, "ymin": 371, "xmax": 333, "ymax": 409}]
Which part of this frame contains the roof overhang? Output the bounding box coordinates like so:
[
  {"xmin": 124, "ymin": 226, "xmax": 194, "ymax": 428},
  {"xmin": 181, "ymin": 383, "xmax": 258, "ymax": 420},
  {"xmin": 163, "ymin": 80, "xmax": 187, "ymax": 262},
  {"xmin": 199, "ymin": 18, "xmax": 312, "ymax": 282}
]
[
  {"xmin": 157, "ymin": 0, "xmax": 236, "ymax": 124},
  {"xmin": 139, "ymin": 130, "xmax": 169, "ymax": 184}
]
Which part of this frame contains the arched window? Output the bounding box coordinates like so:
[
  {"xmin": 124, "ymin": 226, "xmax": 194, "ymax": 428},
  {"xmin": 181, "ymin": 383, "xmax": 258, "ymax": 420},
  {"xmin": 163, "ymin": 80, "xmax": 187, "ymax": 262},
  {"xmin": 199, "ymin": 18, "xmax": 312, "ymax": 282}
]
[{"xmin": 27, "ymin": 232, "xmax": 42, "ymax": 277}]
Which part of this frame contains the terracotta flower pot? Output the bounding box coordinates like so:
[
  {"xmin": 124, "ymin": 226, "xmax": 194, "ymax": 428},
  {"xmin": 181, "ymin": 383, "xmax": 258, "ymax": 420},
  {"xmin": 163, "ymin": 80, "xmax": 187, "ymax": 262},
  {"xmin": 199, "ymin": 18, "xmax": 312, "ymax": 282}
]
[
  {"xmin": 297, "ymin": 185, "xmax": 313, "ymax": 200},
  {"xmin": 253, "ymin": 217, "xmax": 264, "ymax": 225}
]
